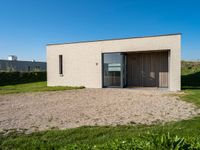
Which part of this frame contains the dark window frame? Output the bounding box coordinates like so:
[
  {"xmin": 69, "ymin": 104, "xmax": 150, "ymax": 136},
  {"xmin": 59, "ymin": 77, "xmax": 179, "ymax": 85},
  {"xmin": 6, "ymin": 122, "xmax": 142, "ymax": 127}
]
[
  {"xmin": 59, "ymin": 55, "xmax": 63, "ymax": 75},
  {"xmin": 102, "ymin": 52, "xmax": 126, "ymax": 88}
]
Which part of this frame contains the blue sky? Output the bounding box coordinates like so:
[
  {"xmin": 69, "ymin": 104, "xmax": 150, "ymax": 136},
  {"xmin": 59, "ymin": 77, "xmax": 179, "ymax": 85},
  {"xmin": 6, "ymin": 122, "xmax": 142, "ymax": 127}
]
[{"xmin": 0, "ymin": 0, "xmax": 200, "ymax": 61}]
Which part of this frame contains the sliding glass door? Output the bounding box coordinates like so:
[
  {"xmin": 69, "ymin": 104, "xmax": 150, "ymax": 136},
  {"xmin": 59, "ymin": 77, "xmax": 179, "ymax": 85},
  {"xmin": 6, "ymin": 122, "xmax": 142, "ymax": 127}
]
[{"xmin": 103, "ymin": 53, "xmax": 126, "ymax": 87}]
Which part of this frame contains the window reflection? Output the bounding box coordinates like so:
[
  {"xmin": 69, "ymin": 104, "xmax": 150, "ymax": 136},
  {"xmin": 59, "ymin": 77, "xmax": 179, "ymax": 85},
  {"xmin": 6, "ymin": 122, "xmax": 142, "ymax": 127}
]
[{"xmin": 103, "ymin": 53, "xmax": 122, "ymax": 87}]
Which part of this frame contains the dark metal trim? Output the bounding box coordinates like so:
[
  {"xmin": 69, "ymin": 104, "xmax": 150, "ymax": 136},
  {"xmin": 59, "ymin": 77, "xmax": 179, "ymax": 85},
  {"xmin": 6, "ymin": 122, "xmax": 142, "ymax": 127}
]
[
  {"xmin": 102, "ymin": 52, "xmax": 126, "ymax": 88},
  {"xmin": 101, "ymin": 53, "xmax": 104, "ymax": 88},
  {"xmin": 47, "ymin": 33, "xmax": 182, "ymax": 46}
]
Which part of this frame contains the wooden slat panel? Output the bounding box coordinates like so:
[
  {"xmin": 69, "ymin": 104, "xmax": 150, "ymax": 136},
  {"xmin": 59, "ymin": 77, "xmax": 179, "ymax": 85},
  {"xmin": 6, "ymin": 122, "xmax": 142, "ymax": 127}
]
[{"xmin": 127, "ymin": 51, "xmax": 168, "ymax": 87}]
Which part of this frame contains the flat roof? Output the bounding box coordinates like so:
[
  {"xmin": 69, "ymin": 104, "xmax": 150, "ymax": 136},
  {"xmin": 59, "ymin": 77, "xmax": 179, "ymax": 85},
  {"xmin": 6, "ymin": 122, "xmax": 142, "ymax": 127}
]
[
  {"xmin": 0, "ymin": 59, "xmax": 46, "ymax": 63},
  {"xmin": 47, "ymin": 33, "xmax": 181, "ymax": 46}
]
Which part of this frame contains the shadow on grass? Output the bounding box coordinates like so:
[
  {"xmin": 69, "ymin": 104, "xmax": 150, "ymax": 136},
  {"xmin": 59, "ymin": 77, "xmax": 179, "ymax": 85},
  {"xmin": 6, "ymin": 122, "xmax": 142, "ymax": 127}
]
[{"xmin": 181, "ymin": 71, "xmax": 200, "ymax": 90}]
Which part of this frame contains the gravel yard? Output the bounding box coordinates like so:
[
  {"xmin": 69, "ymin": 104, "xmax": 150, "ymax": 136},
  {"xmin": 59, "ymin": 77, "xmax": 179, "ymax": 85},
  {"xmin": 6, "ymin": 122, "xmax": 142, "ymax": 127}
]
[{"xmin": 0, "ymin": 88, "xmax": 199, "ymax": 132}]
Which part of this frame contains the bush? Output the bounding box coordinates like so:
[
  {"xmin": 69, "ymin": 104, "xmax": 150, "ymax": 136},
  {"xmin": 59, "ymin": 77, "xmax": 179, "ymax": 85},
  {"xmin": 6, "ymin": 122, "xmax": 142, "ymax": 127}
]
[
  {"xmin": 182, "ymin": 72, "xmax": 200, "ymax": 87},
  {"xmin": 181, "ymin": 61, "xmax": 200, "ymax": 75},
  {"xmin": 181, "ymin": 61, "xmax": 200, "ymax": 88},
  {"xmin": 0, "ymin": 72, "xmax": 46, "ymax": 86}
]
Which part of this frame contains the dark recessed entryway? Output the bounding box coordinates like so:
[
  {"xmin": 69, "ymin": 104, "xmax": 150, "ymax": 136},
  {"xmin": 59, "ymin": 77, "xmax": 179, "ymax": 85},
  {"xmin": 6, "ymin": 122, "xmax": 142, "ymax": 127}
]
[{"xmin": 102, "ymin": 51, "xmax": 169, "ymax": 88}]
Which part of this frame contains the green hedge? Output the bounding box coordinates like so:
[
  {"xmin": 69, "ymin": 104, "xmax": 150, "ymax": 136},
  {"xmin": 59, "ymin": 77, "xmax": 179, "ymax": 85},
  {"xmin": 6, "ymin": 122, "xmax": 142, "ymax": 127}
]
[
  {"xmin": 181, "ymin": 61, "xmax": 200, "ymax": 88},
  {"xmin": 182, "ymin": 72, "xmax": 200, "ymax": 87},
  {"xmin": 0, "ymin": 72, "xmax": 46, "ymax": 86}
]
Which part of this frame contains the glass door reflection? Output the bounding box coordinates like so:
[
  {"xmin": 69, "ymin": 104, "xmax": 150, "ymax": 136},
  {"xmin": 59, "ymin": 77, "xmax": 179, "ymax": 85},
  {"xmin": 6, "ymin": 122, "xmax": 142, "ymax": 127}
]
[{"xmin": 103, "ymin": 53, "xmax": 125, "ymax": 87}]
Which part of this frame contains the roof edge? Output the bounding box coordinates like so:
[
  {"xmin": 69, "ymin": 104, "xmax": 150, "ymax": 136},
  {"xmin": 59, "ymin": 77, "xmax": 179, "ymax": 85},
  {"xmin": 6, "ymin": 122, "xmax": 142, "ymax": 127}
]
[
  {"xmin": 0, "ymin": 59, "xmax": 46, "ymax": 63},
  {"xmin": 47, "ymin": 33, "xmax": 182, "ymax": 46}
]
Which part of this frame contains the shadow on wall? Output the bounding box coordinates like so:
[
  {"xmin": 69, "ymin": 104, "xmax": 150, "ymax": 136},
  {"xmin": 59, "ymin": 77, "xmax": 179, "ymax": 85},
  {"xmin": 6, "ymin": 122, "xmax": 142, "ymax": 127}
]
[{"xmin": 181, "ymin": 72, "xmax": 200, "ymax": 89}]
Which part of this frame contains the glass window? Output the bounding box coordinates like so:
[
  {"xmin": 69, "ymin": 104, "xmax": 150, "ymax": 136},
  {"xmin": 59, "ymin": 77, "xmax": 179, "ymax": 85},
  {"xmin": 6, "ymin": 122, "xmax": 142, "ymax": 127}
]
[
  {"xmin": 103, "ymin": 53, "xmax": 123, "ymax": 87},
  {"xmin": 59, "ymin": 55, "xmax": 63, "ymax": 75}
]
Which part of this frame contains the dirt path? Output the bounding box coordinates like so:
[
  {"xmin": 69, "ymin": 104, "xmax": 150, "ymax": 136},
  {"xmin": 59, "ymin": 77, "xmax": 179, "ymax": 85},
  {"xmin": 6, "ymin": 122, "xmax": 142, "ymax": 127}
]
[{"xmin": 0, "ymin": 89, "xmax": 199, "ymax": 132}]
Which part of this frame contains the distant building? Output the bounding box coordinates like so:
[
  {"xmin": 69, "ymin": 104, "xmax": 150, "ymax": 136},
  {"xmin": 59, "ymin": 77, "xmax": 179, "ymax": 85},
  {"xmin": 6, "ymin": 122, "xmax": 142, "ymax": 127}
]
[
  {"xmin": 8, "ymin": 55, "xmax": 17, "ymax": 61},
  {"xmin": 0, "ymin": 56, "xmax": 46, "ymax": 72}
]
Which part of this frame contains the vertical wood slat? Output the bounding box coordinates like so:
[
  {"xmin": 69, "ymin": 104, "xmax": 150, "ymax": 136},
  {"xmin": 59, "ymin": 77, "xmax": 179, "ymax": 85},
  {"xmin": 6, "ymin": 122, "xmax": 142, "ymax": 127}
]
[{"xmin": 127, "ymin": 51, "xmax": 168, "ymax": 88}]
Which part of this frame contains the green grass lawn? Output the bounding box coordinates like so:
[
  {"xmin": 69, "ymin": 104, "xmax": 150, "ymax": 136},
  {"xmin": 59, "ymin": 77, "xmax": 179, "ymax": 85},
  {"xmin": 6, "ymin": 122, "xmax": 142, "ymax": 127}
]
[
  {"xmin": 0, "ymin": 81, "xmax": 84, "ymax": 94},
  {"xmin": 181, "ymin": 88, "xmax": 200, "ymax": 106}
]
